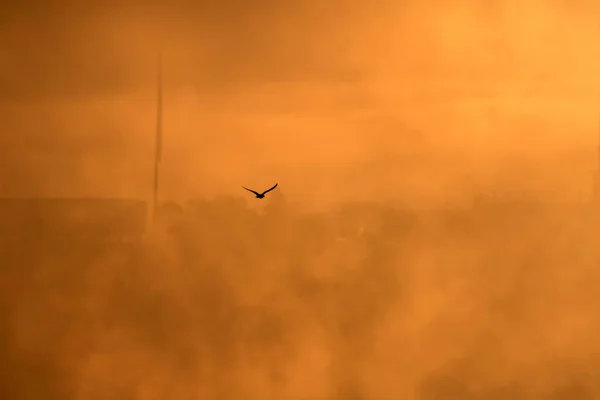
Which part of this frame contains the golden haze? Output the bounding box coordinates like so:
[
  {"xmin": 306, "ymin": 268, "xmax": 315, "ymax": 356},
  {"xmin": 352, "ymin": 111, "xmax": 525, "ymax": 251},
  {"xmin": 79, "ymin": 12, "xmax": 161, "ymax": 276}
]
[{"xmin": 1, "ymin": 1, "xmax": 600, "ymax": 399}]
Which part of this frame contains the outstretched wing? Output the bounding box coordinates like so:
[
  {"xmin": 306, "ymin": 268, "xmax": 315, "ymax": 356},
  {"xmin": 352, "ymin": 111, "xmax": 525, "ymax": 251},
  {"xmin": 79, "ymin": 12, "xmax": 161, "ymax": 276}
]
[
  {"xmin": 261, "ymin": 183, "xmax": 278, "ymax": 195},
  {"xmin": 242, "ymin": 186, "xmax": 260, "ymax": 196}
]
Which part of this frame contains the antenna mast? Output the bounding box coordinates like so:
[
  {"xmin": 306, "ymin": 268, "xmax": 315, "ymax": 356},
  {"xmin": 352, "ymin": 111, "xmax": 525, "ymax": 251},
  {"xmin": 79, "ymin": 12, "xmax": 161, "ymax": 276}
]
[
  {"xmin": 594, "ymin": 111, "xmax": 600, "ymax": 204},
  {"xmin": 152, "ymin": 52, "xmax": 163, "ymax": 218}
]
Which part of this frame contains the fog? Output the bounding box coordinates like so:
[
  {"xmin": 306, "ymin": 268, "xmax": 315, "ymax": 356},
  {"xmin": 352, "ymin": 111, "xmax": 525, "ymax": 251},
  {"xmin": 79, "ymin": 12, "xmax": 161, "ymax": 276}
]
[{"xmin": 1, "ymin": 1, "xmax": 600, "ymax": 399}]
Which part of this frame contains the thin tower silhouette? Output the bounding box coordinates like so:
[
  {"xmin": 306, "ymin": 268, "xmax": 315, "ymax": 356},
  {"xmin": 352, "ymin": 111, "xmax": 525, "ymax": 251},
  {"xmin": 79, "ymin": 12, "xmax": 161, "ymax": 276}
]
[
  {"xmin": 597, "ymin": 111, "xmax": 600, "ymax": 199},
  {"xmin": 152, "ymin": 51, "xmax": 163, "ymax": 219}
]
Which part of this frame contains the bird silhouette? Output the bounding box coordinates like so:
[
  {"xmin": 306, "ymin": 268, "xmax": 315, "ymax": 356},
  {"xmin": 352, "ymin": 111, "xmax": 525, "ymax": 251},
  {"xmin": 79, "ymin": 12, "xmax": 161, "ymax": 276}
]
[{"xmin": 242, "ymin": 183, "xmax": 278, "ymax": 199}]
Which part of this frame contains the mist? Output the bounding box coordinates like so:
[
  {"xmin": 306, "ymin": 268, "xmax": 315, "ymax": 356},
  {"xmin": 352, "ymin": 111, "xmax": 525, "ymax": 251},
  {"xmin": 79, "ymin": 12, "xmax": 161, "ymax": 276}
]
[{"xmin": 1, "ymin": 1, "xmax": 600, "ymax": 399}]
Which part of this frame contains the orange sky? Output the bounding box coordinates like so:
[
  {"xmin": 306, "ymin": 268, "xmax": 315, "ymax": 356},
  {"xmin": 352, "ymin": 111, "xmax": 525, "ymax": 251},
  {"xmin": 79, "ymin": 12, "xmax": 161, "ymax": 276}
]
[{"xmin": 1, "ymin": 1, "xmax": 599, "ymax": 207}]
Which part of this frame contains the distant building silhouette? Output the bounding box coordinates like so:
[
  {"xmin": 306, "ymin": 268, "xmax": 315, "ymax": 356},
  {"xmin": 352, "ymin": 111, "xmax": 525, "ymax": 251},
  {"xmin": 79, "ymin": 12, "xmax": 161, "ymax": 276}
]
[
  {"xmin": 154, "ymin": 201, "xmax": 183, "ymax": 226},
  {"xmin": 264, "ymin": 185, "xmax": 287, "ymax": 216}
]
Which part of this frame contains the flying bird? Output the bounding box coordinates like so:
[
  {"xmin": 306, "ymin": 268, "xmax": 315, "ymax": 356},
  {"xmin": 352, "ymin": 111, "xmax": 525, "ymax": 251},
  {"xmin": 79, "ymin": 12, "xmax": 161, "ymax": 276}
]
[{"xmin": 242, "ymin": 183, "xmax": 278, "ymax": 199}]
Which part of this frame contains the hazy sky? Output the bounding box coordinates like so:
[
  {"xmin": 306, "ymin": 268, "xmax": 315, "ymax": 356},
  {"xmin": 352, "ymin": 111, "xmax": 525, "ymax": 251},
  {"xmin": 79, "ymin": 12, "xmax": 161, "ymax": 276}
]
[
  {"xmin": 1, "ymin": 1, "xmax": 600, "ymax": 206},
  {"xmin": 5, "ymin": 5, "xmax": 600, "ymax": 400}
]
